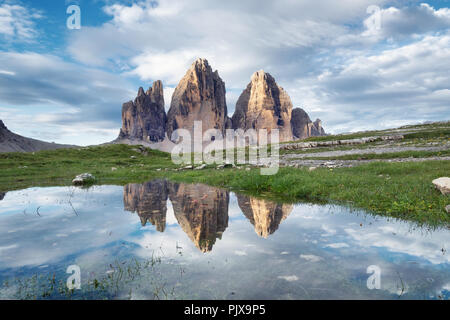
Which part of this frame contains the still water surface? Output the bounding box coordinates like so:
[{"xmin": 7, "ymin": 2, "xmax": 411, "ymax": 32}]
[{"xmin": 0, "ymin": 180, "xmax": 449, "ymax": 299}]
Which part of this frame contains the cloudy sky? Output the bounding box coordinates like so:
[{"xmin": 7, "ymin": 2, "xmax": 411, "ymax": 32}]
[{"xmin": 0, "ymin": 0, "xmax": 449, "ymax": 145}]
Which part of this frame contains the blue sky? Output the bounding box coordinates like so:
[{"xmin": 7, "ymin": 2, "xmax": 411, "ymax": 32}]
[{"xmin": 0, "ymin": 0, "xmax": 449, "ymax": 145}]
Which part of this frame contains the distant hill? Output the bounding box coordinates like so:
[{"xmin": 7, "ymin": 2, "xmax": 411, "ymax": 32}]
[{"xmin": 0, "ymin": 120, "xmax": 75, "ymax": 153}]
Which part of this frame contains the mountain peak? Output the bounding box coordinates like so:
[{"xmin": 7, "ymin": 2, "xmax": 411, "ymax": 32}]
[{"xmin": 0, "ymin": 120, "xmax": 6, "ymax": 131}]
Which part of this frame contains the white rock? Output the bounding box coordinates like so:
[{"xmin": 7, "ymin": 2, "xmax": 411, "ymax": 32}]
[
  {"xmin": 446, "ymin": 205, "xmax": 450, "ymax": 214},
  {"xmin": 309, "ymin": 167, "xmax": 317, "ymax": 171},
  {"xmin": 72, "ymin": 173, "xmax": 95, "ymax": 185},
  {"xmin": 432, "ymin": 177, "xmax": 450, "ymax": 195}
]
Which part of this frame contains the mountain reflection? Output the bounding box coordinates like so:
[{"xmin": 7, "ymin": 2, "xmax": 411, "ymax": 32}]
[
  {"xmin": 124, "ymin": 180, "xmax": 168, "ymax": 232},
  {"xmin": 169, "ymin": 182, "xmax": 229, "ymax": 253},
  {"xmin": 237, "ymin": 195, "xmax": 293, "ymax": 238},
  {"xmin": 123, "ymin": 180, "xmax": 291, "ymax": 251}
]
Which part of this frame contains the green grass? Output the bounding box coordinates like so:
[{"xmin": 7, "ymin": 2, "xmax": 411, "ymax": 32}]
[
  {"xmin": 0, "ymin": 143, "xmax": 449, "ymax": 227},
  {"xmin": 164, "ymin": 161, "xmax": 450, "ymax": 227},
  {"xmin": 0, "ymin": 144, "xmax": 176, "ymax": 191}
]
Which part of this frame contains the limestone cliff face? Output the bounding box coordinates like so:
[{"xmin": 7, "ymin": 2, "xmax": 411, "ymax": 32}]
[
  {"xmin": 313, "ymin": 119, "xmax": 326, "ymax": 136},
  {"xmin": 123, "ymin": 180, "xmax": 168, "ymax": 232},
  {"xmin": 237, "ymin": 195, "xmax": 292, "ymax": 238},
  {"xmin": 119, "ymin": 81, "xmax": 167, "ymax": 142},
  {"xmin": 168, "ymin": 182, "xmax": 229, "ymax": 252},
  {"xmin": 0, "ymin": 192, "xmax": 5, "ymax": 201},
  {"xmin": 232, "ymin": 71, "xmax": 293, "ymax": 142},
  {"xmin": 166, "ymin": 58, "xmax": 228, "ymax": 141},
  {"xmin": 290, "ymin": 108, "xmax": 326, "ymax": 139}
]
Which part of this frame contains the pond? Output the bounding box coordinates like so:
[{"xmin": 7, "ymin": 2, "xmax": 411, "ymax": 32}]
[{"xmin": 0, "ymin": 180, "xmax": 449, "ymax": 299}]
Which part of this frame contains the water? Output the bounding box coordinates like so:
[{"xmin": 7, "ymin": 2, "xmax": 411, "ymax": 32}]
[{"xmin": 0, "ymin": 180, "xmax": 449, "ymax": 299}]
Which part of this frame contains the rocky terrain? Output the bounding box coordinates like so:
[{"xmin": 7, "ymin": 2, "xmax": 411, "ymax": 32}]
[
  {"xmin": 0, "ymin": 120, "xmax": 74, "ymax": 153},
  {"xmin": 277, "ymin": 123, "xmax": 450, "ymax": 168}
]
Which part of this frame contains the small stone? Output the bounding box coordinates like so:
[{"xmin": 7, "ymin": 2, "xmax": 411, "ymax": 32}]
[
  {"xmin": 309, "ymin": 167, "xmax": 317, "ymax": 171},
  {"xmin": 156, "ymin": 168, "xmax": 162, "ymax": 171},
  {"xmin": 445, "ymin": 205, "xmax": 450, "ymax": 214},
  {"xmin": 111, "ymin": 167, "xmax": 117, "ymax": 171},
  {"xmin": 72, "ymin": 173, "xmax": 95, "ymax": 186},
  {"xmin": 194, "ymin": 164, "xmax": 207, "ymax": 170},
  {"xmin": 130, "ymin": 156, "xmax": 137, "ymax": 159}
]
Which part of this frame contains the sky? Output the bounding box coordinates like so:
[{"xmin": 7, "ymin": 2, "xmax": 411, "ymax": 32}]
[{"xmin": 0, "ymin": 0, "xmax": 449, "ymax": 146}]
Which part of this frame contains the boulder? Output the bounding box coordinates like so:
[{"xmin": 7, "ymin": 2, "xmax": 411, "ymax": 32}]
[
  {"xmin": 432, "ymin": 177, "xmax": 450, "ymax": 195},
  {"xmin": 72, "ymin": 173, "xmax": 96, "ymax": 186},
  {"xmin": 232, "ymin": 70, "xmax": 293, "ymax": 142}
]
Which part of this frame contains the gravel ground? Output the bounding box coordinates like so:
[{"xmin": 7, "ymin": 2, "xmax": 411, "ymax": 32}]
[
  {"xmin": 280, "ymin": 156, "xmax": 450, "ymax": 168},
  {"xmin": 282, "ymin": 145, "xmax": 449, "ymax": 160}
]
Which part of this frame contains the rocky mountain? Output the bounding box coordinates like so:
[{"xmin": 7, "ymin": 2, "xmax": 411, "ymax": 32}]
[
  {"xmin": 0, "ymin": 120, "xmax": 74, "ymax": 153},
  {"xmin": 119, "ymin": 81, "xmax": 167, "ymax": 142},
  {"xmin": 313, "ymin": 119, "xmax": 326, "ymax": 136},
  {"xmin": 237, "ymin": 195, "xmax": 292, "ymax": 238},
  {"xmin": 168, "ymin": 182, "xmax": 229, "ymax": 252},
  {"xmin": 166, "ymin": 58, "xmax": 228, "ymax": 141},
  {"xmin": 291, "ymin": 107, "xmax": 327, "ymax": 139},
  {"xmin": 232, "ymin": 70, "xmax": 293, "ymax": 142},
  {"xmin": 114, "ymin": 58, "xmax": 326, "ymax": 146},
  {"xmin": 123, "ymin": 180, "xmax": 168, "ymax": 232}
]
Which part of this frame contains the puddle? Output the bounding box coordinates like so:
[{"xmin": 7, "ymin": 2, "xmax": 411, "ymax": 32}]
[{"xmin": 0, "ymin": 180, "xmax": 448, "ymax": 299}]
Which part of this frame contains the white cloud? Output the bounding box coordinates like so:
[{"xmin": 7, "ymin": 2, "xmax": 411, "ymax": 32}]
[
  {"xmin": 278, "ymin": 275, "xmax": 299, "ymax": 282},
  {"xmin": 63, "ymin": 0, "xmax": 450, "ymax": 136},
  {"xmin": 299, "ymin": 254, "xmax": 323, "ymax": 263},
  {"xmin": 324, "ymin": 243, "xmax": 350, "ymax": 249},
  {"xmin": 0, "ymin": 2, "xmax": 42, "ymax": 40},
  {"xmin": 0, "ymin": 51, "xmax": 135, "ymax": 145},
  {"xmin": 1, "ymin": 1, "xmax": 449, "ymax": 144}
]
